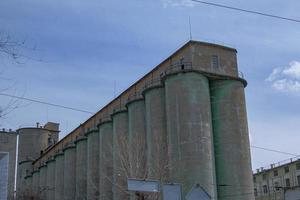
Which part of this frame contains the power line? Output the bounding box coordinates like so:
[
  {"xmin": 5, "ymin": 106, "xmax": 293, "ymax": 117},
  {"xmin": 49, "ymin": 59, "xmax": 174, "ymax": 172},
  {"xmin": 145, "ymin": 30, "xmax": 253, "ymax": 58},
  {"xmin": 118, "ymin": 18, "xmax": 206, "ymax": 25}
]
[
  {"xmin": 1, "ymin": 94, "xmax": 298, "ymax": 156},
  {"xmin": 0, "ymin": 93, "xmax": 94, "ymax": 114},
  {"xmin": 251, "ymin": 145, "xmax": 298, "ymax": 156},
  {"xmin": 191, "ymin": 0, "xmax": 300, "ymax": 23}
]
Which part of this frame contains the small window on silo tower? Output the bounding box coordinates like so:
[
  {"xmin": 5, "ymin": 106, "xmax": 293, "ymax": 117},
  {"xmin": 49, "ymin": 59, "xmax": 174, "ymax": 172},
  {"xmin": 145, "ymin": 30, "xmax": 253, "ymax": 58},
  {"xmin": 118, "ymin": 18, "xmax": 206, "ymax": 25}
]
[{"xmin": 211, "ymin": 55, "xmax": 219, "ymax": 70}]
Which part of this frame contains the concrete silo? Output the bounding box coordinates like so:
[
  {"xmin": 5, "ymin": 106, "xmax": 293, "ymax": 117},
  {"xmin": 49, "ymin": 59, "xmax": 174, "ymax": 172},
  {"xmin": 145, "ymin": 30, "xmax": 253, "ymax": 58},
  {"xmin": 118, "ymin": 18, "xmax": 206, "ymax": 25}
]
[
  {"xmin": 143, "ymin": 85, "xmax": 168, "ymax": 181},
  {"xmin": 24, "ymin": 175, "xmax": 32, "ymax": 199},
  {"xmin": 46, "ymin": 158, "xmax": 56, "ymax": 200},
  {"xmin": 164, "ymin": 71, "xmax": 217, "ymax": 198},
  {"xmin": 127, "ymin": 98, "xmax": 147, "ymax": 181},
  {"xmin": 86, "ymin": 129, "xmax": 100, "ymax": 199},
  {"xmin": 39, "ymin": 164, "xmax": 48, "ymax": 199},
  {"xmin": 54, "ymin": 152, "xmax": 64, "ymax": 200},
  {"xmin": 112, "ymin": 110, "xmax": 130, "ymax": 200},
  {"xmin": 63, "ymin": 144, "xmax": 76, "ymax": 200},
  {"xmin": 210, "ymin": 79, "xmax": 254, "ymax": 200},
  {"xmin": 17, "ymin": 160, "xmax": 33, "ymax": 199},
  {"xmin": 17, "ymin": 124, "xmax": 59, "ymax": 162},
  {"xmin": 98, "ymin": 120, "xmax": 113, "ymax": 200},
  {"xmin": 32, "ymin": 169, "xmax": 40, "ymax": 198},
  {"xmin": 75, "ymin": 137, "xmax": 87, "ymax": 200},
  {"xmin": 143, "ymin": 85, "xmax": 168, "ymax": 200}
]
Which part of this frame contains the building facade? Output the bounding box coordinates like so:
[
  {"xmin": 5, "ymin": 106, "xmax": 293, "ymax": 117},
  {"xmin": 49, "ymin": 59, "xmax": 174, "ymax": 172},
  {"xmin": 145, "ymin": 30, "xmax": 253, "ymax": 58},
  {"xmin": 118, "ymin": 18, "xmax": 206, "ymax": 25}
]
[
  {"xmin": 14, "ymin": 40, "xmax": 254, "ymax": 200},
  {"xmin": 253, "ymin": 157, "xmax": 300, "ymax": 200}
]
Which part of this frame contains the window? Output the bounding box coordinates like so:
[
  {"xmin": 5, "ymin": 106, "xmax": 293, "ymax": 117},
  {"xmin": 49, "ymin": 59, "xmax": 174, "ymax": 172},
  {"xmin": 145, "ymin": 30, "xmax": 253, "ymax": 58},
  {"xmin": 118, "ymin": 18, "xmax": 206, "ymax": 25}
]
[
  {"xmin": 297, "ymin": 175, "xmax": 300, "ymax": 186},
  {"xmin": 296, "ymin": 162, "xmax": 300, "ymax": 170},
  {"xmin": 263, "ymin": 185, "xmax": 268, "ymax": 194},
  {"xmin": 285, "ymin": 166, "xmax": 290, "ymax": 173},
  {"xmin": 254, "ymin": 188, "xmax": 258, "ymax": 196},
  {"xmin": 286, "ymin": 178, "xmax": 290, "ymax": 188},
  {"xmin": 273, "ymin": 170, "xmax": 278, "ymax": 176},
  {"xmin": 211, "ymin": 55, "xmax": 219, "ymax": 69}
]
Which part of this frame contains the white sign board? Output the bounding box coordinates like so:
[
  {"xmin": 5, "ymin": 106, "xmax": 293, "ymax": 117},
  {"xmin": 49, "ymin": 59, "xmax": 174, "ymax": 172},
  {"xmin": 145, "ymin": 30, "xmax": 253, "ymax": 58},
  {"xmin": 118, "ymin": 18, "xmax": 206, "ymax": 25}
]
[{"xmin": 128, "ymin": 179, "xmax": 160, "ymax": 193}]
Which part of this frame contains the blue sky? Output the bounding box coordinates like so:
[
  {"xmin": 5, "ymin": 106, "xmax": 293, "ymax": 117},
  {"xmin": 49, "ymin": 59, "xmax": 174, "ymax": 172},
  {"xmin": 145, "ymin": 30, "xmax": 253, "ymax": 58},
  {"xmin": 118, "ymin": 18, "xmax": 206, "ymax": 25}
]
[{"xmin": 0, "ymin": 0, "xmax": 300, "ymax": 170}]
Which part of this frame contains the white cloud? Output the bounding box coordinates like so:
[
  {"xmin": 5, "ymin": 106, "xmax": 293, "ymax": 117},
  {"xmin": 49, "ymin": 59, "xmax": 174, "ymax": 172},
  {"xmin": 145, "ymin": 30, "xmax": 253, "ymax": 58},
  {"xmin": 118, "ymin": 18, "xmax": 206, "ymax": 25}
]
[
  {"xmin": 266, "ymin": 61, "xmax": 300, "ymax": 94},
  {"xmin": 161, "ymin": 0, "xmax": 195, "ymax": 7},
  {"xmin": 282, "ymin": 61, "xmax": 300, "ymax": 79}
]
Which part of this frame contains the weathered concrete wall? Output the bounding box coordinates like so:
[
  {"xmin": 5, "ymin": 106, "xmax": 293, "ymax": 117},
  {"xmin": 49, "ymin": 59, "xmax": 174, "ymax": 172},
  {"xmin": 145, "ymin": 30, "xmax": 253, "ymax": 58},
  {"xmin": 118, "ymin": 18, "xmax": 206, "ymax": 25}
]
[
  {"xmin": 63, "ymin": 144, "xmax": 76, "ymax": 200},
  {"xmin": 112, "ymin": 110, "xmax": 130, "ymax": 200},
  {"xmin": 144, "ymin": 86, "xmax": 168, "ymax": 180},
  {"xmin": 164, "ymin": 72, "xmax": 217, "ymax": 199},
  {"xmin": 127, "ymin": 99, "xmax": 147, "ymax": 181},
  {"xmin": 18, "ymin": 128, "xmax": 50, "ymax": 162},
  {"xmin": 0, "ymin": 131, "xmax": 17, "ymax": 200},
  {"xmin": 39, "ymin": 165, "xmax": 48, "ymax": 199},
  {"xmin": 210, "ymin": 80, "xmax": 254, "ymax": 200},
  {"xmin": 86, "ymin": 130, "xmax": 100, "ymax": 199},
  {"xmin": 54, "ymin": 153, "xmax": 64, "ymax": 200},
  {"xmin": 32, "ymin": 170, "xmax": 40, "ymax": 199},
  {"xmin": 144, "ymin": 86, "xmax": 168, "ymax": 200},
  {"xmin": 46, "ymin": 158, "xmax": 56, "ymax": 200},
  {"xmin": 17, "ymin": 160, "xmax": 33, "ymax": 199},
  {"xmin": 75, "ymin": 137, "xmax": 87, "ymax": 200},
  {"xmin": 98, "ymin": 121, "xmax": 113, "ymax": 200},
  {"xmin": 24, "ymin": 175, "xmax": 32, "ymax": 199}
]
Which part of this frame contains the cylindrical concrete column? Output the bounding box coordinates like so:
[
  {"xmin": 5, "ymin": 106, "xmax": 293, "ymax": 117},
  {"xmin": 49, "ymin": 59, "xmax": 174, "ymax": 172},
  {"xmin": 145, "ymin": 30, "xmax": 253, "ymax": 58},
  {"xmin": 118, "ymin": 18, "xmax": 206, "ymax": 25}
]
[
  {"xmin": 75, "ymin": 137, "xmax": 87, "ymax": 200},
  {"xmin": 127, "ymin": 99, "xmax": 147, "ymax": 183},
  {"xmin": 32, "ymin": 170, "xmax": 40, "ymax": 199},
  {"xmin": 210, "ymin": 80, "xmax": 254, "ymax": 200},
  {"xmin": 98, "ymin": 120, "xmax": 113, "ymax": 200},
  {"xmin": 86, "ymin": 129, "xmax": 100, "ymax": 200},
  {"xmin": 17, "ymin": 160, "xmax": 33, "ymax": 199},
  {"xmin": 164, "ymin": 72, "xmax": 217, "ymax": 198},
  {"xmin": 144, "ymin": 86, "xmax": 168, "ymax": 200},
  {"xmin": 24, "ymin": 175, "xmax": 33, "ymax": 199},
  {"xmin": 63, "ymin": 144, "xmax": 76, "ymax": 200},
  {"xmin": 112, "ymin": 110, "xmax": 130, "ymax": 200},
  {"xmin": 46, "ymin": 158, "xmax": 56, "ymax": 200},
  {"xmin": 54, "ymin": 152, "xmax": 64, "ymax": 200},
  {"xmin": 39, "ymin": 164, "xmax": 48, "ymax": 199}
]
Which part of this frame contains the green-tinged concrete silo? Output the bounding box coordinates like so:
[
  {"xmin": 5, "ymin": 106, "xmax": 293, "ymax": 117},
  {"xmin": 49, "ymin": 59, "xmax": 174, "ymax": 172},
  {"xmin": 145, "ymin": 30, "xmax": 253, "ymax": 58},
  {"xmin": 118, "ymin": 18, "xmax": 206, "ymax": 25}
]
[
  {"xmin": 54, "ymin": 152, "xmax": 64, "ymax": 200},
  {"xmin": 164, "ymin": 71, "xmax": 217, "ymax": 199},
  {"xmin": 32, "ymin": 169, "xmax": 40, "ymax": 199},
  {"xmin": 24, "ymin": 175, "xmax": 32, "ymax": 199},
  {"xmin": 63, "ymin": 144, "xmax": 76, "ymax": 200},
  {"xmin": 39, "ymin": 164, "xmax": 48, "ymax": 199},
  {"xmin": 144, "ymin": 85, "xmax": 168, "ymax": 200},
  {"xmin": 112, "ymin": 110, "xmax": 130, "ymax": 200},
  {"xmin": 98, "ymin": 120, "xmax": 113, "ymax": 200},
  {"xmin": 86, "ymin": 129, "xmax": 100, "ymax": 199},
  {"xmin": 75, "ymin": 137, "xmax": 87, "ymax": 200},
  {"xmin": 46, "ymin": 158, "xmax": 56, "ymax": 200},
  {"xmin": 210, "ymin": 80, "xmax": 254, "ymax": 200},
  {"xmin": 17, "ymin": 160, "xmax": 33, "ymax": 199},
  {"xmin": 127, "ymin": 97, "xmax": 147, "ymax": 180}
]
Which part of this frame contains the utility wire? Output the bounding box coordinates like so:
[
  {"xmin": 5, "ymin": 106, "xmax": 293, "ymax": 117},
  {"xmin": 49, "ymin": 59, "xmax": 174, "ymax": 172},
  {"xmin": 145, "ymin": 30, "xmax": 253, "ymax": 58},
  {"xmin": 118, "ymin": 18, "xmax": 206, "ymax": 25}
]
[
  {"xmin": 251, "ymin": 145, "xmax": 298, "ymax": 156},
  {"xmin": 1, "ymin": 94, "xmax": 298, "ymax": 156},
  {"xmin": 0, "ymin": 93, "xmax": 94, "ymax": 114},
  {"xmin": 191, "ymin": 0, "xmax": 300, "ymax": 23}
]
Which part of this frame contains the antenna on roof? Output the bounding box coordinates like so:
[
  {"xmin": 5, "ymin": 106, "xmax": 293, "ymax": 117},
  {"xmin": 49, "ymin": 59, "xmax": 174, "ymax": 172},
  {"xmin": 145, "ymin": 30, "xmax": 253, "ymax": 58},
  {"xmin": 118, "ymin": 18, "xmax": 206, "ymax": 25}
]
[
  {"xmin": 114, "ymin": 80, "xmax": 117, "ymax": 98},
  {"xmin": 189, "ymin": 16, "xmax": 193, "ymax": 40}
]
